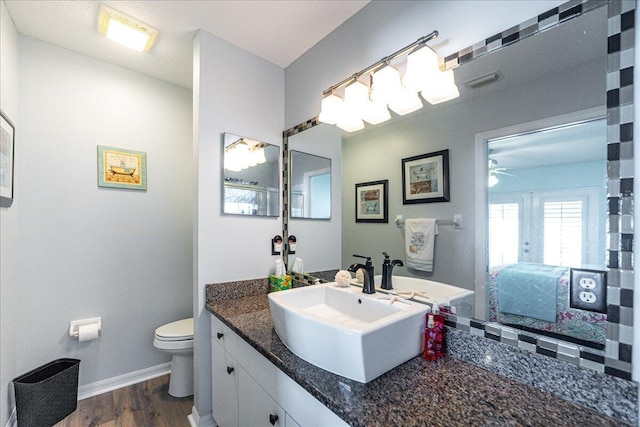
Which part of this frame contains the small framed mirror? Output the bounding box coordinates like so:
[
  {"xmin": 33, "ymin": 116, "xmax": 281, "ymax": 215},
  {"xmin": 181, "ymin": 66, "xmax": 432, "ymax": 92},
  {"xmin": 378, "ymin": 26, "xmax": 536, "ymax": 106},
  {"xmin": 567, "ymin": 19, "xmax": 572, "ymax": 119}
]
[
  {"xmin": 222, "ymin": 132, "xmax": 279, "ymax": 217},
  {"xmin": 290, "ymin": 150, "xmax": 331, "ymax": 219}
]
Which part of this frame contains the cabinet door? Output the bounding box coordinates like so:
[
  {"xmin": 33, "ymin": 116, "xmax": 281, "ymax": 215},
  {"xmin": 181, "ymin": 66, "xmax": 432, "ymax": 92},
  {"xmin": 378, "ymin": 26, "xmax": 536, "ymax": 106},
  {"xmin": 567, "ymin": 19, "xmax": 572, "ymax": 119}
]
[
  {"xmin": 285, "ymin": 414, "xmax": 301, "ymax": 427},
  {"xmin": 238, "ymin": 366, "xmax": 286, "ymax": 427},
  {"xmin": 211, "ymin": 339, "xmax": 238, "ymax": 427}
]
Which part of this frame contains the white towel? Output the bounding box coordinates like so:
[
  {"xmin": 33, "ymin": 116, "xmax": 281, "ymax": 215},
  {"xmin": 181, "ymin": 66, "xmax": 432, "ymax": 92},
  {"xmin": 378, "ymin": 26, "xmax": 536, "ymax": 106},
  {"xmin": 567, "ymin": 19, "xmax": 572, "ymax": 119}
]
[{"xmin": 404, "ymin": 218, "xmax": 438, "ymax": 272}]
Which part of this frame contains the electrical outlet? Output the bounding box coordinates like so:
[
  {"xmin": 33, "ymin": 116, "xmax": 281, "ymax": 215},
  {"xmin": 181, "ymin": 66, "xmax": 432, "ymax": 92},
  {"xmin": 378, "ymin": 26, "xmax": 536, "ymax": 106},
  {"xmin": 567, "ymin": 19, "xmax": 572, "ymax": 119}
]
[
  {"xmin": 578, "ymin": 291, "xmax": 597, "ymax": 303},
  {"xmin": 569, "ymin": 268, "xmax": 606, "ymax": 313}
]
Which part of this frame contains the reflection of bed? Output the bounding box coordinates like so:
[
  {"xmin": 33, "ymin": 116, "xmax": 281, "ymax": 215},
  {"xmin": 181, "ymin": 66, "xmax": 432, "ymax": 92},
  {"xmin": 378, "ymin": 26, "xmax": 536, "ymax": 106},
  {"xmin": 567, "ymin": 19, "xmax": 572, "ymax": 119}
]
[{"xmin": 488, "ymin": 264, "xmax": 606, "ymax": 344}]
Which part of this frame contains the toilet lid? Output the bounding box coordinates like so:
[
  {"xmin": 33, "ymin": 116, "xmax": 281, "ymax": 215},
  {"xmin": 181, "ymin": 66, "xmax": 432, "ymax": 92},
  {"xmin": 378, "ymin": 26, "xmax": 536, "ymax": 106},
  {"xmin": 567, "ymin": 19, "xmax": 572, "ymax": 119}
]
[{"xmin": 155, "ymin": 318, "xmax": 193, "ymax": 341}]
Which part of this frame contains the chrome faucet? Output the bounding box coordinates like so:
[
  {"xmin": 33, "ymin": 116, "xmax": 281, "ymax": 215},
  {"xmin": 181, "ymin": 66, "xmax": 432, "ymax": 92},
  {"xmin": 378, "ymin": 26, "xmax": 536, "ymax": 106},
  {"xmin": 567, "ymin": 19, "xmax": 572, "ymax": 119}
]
[
  {"xmin": 381, "ymin": 252, "xmax": 404, "ymax": 290},
  {"xmin": 347, "ymin": 254, "xmax": 375, "ymax": 294}
]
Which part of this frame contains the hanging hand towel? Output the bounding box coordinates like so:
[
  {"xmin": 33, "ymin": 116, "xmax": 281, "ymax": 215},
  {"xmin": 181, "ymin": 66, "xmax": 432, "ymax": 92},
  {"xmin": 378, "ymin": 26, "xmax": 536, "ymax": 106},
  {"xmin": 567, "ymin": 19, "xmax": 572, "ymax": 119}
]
[{"xmin": 405, "ymin": 218, "xmax": 438, "ymax": 272}]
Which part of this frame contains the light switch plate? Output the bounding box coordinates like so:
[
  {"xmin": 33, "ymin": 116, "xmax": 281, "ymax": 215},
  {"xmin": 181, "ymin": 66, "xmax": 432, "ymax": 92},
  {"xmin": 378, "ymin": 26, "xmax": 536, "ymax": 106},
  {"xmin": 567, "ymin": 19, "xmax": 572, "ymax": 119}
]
[{"xmin": 569, "ymin": 268, "xmax": 606, "ymax": 313}]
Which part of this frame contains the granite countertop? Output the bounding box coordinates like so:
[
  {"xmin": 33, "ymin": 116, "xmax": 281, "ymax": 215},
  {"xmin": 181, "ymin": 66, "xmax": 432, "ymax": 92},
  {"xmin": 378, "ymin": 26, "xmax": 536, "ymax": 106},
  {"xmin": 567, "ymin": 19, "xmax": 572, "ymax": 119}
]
[{"xmin": 206, "ymin": 292, "xmax": 628, "ymax": 427}]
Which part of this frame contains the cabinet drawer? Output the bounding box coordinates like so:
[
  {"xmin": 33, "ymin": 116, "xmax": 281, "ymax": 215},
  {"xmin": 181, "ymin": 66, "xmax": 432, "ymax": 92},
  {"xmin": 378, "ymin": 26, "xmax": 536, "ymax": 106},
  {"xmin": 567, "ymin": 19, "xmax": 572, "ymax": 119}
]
[{"xmin": 211, "ymin": 314, "xmax": 238, "ymax": 359}]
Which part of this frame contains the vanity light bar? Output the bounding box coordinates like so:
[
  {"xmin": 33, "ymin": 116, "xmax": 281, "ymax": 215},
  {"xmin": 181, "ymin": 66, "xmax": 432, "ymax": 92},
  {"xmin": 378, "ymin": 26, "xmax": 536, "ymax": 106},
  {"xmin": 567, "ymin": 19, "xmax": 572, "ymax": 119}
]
[
  {"xmin": 319, "ymin": 30, "xmax": 461, "ymax": 132},
  {"xmin": 322, "ymin": 31, "xmax": 440, "ymax": 96}
]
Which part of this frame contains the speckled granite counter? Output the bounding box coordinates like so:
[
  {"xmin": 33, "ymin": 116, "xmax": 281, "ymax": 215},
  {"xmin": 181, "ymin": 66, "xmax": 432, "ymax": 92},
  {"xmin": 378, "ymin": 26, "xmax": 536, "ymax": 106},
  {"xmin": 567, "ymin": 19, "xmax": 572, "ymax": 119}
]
[{"xmin": 206, "ymin": 289, "xmax": 630, "ymax": 427}]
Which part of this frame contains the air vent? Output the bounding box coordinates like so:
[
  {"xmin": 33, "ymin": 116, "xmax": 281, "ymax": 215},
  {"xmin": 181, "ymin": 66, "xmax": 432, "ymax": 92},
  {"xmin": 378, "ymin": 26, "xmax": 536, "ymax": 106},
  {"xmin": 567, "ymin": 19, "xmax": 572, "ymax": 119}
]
[{"xmin": 464, "ymin": 71, "xmax": 503, "ymax": 89}]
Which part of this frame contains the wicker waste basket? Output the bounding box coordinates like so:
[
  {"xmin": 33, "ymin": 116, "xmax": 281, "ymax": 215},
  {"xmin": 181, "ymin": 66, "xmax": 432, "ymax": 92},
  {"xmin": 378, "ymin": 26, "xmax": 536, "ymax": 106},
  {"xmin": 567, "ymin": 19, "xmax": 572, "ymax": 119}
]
[{"xmin": 13, "ymin": 358, "xmax": 80, "ymax": 427}]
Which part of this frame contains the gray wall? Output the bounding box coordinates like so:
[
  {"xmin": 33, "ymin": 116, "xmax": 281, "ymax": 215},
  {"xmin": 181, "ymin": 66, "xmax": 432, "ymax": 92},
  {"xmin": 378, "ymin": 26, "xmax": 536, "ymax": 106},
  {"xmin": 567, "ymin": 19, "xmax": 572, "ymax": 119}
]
[
  {"xmin": 1, "ymin": 27, "xmax": 193, "ymax": 424},
  {"xmin": 1, "ymin": 1, "xmax": 19, "ymax": 425},
  {"xmin": 193, "ymin": 29, "xmax": 284, "ymax": 423}
]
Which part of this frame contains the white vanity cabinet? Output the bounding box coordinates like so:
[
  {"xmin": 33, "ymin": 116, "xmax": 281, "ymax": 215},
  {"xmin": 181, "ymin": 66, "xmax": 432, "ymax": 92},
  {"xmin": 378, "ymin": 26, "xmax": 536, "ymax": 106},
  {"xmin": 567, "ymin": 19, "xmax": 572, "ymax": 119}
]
[
  {"xmin": 211, "ymin": 314, "xmax": 348, "ymax": 427},
  {"xmin": 211, "ymin": 319, "xmax": 239, "ymax": 427},
  {"xmin": 238, "ymin": 365, "xmax": 286, "ymax": 426}
]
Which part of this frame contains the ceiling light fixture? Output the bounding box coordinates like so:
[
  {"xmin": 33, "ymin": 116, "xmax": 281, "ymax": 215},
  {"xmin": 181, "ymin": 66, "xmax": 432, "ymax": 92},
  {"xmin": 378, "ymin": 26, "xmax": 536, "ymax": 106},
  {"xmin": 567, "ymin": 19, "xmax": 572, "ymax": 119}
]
[
  {"xmin": 98, "ymin": 5, "xmax": 158, "ymax": 52},
  {"xmin": 318, "ymin": 31, "xmax": 460, "ymax": 132}
]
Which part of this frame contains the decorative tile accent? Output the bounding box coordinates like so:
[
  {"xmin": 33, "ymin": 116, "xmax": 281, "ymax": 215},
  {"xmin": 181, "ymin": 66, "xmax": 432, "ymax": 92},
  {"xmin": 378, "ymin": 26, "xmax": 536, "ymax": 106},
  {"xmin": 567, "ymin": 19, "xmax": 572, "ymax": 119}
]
[
  {"xmin": 283, "ymin": 117, "xmax": 320, "ymax": 138},
  {"xmin": 443, "ymin": 0, "xmax": 607, "ymax": 70},
  {"xmin": 281, "ymin": 0, "xmax": 636, "ymax": 382}
]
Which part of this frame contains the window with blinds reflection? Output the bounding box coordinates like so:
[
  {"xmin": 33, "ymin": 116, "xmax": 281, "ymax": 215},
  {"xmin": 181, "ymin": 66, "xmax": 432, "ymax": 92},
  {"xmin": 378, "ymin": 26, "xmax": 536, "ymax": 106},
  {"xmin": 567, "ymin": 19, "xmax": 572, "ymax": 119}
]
[
  {"xmin": 489, "ymin": 203, "xmax": 520, "ymax": 267},
  {"xmin": 543, "ymin": 200, "xmax": 583, "ymax": 267}
]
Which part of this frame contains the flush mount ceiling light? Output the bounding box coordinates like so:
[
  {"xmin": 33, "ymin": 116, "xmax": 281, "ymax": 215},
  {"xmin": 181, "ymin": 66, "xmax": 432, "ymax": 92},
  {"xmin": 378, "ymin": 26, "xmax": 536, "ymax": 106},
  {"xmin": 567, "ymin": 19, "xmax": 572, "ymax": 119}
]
[
  {"xmin": 98, "ymin": 5, "xmax": 158, "ymax": 52},
  {"xmin": 318, "ymin": 30, "xmax": 460, "ymax": 132}
]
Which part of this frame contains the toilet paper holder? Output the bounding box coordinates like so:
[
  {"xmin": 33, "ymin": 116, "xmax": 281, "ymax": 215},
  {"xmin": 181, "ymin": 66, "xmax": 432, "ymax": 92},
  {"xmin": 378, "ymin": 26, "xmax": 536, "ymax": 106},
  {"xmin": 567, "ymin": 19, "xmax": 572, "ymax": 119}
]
[{"xmin": 69, "ymin": 317, "xmax": 102, "ymax": 339}]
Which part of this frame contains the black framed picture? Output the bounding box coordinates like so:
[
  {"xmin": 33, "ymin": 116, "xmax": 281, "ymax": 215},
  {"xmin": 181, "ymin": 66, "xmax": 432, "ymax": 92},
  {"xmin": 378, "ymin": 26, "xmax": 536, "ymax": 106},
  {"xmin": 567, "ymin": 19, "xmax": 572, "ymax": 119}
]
[
  {"xmin": 355, "ymin": 179, "xmax": 388, "ymax": 223},
  {"xmin": 402, "ymin": 149, "xmax": 450, "ymax": 204},
  {"xmin": 0, "ymin": 110, "xmax": 15, "ymax": 208}
]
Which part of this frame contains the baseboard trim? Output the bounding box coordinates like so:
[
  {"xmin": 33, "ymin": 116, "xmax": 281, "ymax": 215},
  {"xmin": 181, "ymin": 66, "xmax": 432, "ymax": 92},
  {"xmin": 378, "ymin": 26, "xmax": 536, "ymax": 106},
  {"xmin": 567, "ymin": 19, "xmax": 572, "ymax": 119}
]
[
  {"xmin": 188, "ymin": 405, "xmax": 215, "ymax": 427},
  {"xmin": 78, "ymin": 362, "xmax": 171, "ymax": 400}
]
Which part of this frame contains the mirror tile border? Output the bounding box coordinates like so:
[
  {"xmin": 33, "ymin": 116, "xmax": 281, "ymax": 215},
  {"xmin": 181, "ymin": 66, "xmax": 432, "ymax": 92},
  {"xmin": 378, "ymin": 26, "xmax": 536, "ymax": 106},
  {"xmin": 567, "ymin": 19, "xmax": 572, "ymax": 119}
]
[
  {"xmin": 281, "ymin": 0, "xmax": 635, "ymax": 381},
  {"xmin": 282, "ymin": 118, "xmax": 320, "ymax": 268}
]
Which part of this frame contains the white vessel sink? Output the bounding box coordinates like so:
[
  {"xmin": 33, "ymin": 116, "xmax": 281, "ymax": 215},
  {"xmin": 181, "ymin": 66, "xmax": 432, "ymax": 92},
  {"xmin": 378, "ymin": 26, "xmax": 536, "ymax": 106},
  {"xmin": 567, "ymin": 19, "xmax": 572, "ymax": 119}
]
[
  {"xmin": 372, "ymin": 275, "xmax": 475, "ymax": 317},
  {"xmin": 268, "ymin": 283, "xmax": 428, "ymax": 383}
]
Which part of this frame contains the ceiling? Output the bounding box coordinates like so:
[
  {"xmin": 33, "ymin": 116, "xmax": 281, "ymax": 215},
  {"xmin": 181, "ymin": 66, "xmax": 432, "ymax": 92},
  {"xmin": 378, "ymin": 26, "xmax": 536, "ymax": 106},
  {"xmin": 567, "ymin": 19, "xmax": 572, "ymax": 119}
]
[{"xmin": 4, "ymin": 0, "xmax": 370, "ymax": 89}]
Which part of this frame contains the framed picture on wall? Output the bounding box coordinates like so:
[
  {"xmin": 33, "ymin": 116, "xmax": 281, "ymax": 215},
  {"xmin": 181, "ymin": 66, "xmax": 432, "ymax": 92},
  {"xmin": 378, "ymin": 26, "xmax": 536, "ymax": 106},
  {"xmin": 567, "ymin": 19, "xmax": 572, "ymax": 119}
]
[
  {"xmin": 0, "ymin": 110, "xmax": 15, "ymax": 208},
  {"xmin": 97, "ymin": 145, "xmax": 147, "ymax": 191},
  {"xmin": 402, "ymin": 149, "xmax": 450, "ymax": 204},
  {"xmin": 355, "ymin": 179, "xmax": 388, "ymax": 223}
]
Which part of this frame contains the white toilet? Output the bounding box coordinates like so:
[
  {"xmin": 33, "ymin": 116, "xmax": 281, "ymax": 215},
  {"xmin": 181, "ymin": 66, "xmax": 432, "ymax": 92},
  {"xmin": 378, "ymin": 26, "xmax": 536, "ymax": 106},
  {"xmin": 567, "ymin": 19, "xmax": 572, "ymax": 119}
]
[{"xmin": 153, "ymin": 318, "xmax": 194, "ymax": 397}]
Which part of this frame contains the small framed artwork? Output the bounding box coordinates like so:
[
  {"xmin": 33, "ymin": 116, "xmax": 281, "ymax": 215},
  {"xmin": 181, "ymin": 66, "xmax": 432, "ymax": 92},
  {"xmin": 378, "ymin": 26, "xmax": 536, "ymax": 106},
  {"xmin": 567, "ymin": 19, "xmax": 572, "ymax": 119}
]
[
  {"xmin": 402, "ymin": 149, "xmax": 450, "ymax": 204},
  {"xmin": 355, "ymin": 179, "xmax": 388, "ymax": 223},
  {"xmin": 97, "ymin": 145, "xmax": 147, "ymax": 191},
  {"xmin": 0, "ymin": 110, "xmax": 15, "ymax": 208}
]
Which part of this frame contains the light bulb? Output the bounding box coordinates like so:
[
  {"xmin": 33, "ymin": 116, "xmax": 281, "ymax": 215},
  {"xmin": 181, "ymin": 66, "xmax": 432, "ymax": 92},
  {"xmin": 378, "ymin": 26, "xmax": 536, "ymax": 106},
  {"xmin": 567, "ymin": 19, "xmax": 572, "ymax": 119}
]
[
  {"xmin": 388, "ymin": 88, "xmax": 423, "ymax": 116},
  {"xmin": 106, "ymin": 18, "xmax": 150, "ymax": 52},
  {"xmin": 336, "ymin": 110, "xmax": 364, "ymax": 132},
  {"xmin": 318, "ymin": 93, "xmax": 343, "ymax": 125},
  {"xmin": 343, "ymin": 81, "xmax": 371, "ymax": 119},
  {"xmin": 421, "ymin": 69, "xmax": 460, "ymax": 105},
  {"xmin": 362, "ymin": 101, "xmax": 391, "ymax": 125},
  {"xmin": 371, "ymin": 65, "xmax": 402, "ymax": 106},
  {"xmin": 403, "ymin": 46, "xmax": 440, "ymax": 92}
]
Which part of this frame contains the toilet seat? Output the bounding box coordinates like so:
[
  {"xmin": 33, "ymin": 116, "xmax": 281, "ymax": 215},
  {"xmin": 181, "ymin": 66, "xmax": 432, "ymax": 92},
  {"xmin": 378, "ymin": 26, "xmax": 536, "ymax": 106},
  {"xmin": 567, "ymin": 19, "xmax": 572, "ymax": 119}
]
[{"xmin": 154, "ymin": 318, "xmax": 193, "ymax": 342}]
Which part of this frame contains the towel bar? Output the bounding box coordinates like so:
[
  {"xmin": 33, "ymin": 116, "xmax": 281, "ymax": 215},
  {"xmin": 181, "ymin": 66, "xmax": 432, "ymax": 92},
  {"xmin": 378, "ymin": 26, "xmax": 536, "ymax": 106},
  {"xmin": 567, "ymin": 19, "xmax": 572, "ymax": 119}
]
[{"xmin": 394, "ymin": 215, "xmax": 462, "ymax": 228}]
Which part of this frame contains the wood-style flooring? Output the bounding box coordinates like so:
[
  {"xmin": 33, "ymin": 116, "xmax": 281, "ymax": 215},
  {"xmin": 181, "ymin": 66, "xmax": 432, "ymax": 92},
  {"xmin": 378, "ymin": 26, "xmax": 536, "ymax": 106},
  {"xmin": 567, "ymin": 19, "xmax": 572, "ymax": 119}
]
[{"xmin": 54, "ymin": 374, "xmax": 193, "ymax": 427}]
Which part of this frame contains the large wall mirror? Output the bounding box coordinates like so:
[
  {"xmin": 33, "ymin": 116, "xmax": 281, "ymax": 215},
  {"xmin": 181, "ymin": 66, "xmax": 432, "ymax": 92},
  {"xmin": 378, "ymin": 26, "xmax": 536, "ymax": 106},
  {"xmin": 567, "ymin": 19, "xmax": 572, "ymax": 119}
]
[
  {"xmin": 222, "ymin": 132, "xmax": 280, "ymax": 217},
  {"xmin": 283, "ymin": 1, "xmax": 634, "ymax": 379}
]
